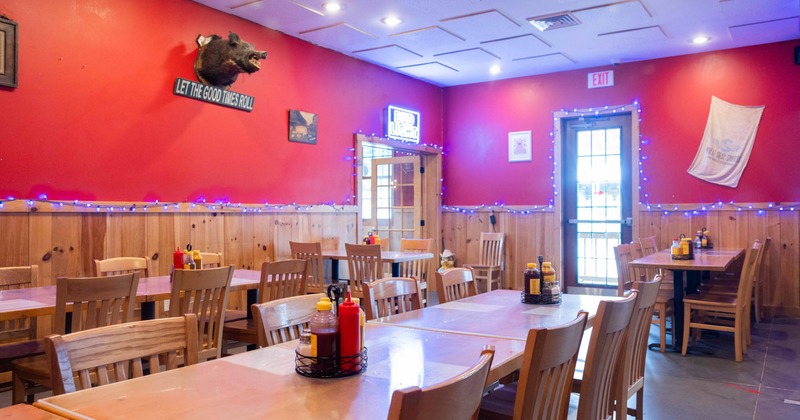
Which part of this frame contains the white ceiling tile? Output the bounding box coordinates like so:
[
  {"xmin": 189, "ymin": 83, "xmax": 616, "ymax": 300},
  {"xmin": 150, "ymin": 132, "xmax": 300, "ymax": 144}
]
[
  {"xmin": 572, "ymin": 0, "xmax": 652, "ymax": 34},
  {"xmin": 729, "ymin": 16, "xmax": 800, "ymax": 43},
  {"xmin": 299, "ymin": 23, "xmax": 377, "ymax": 50},
  {"xmin": 434, "ymin": 48, "xmax": 500, "ymax": 70},
  {"xmin": 440, "ymin": 10, "xmax": 522, "ymax": 41},
  {"xmin": 353, "ymin": 45, "xmax": 423, "ymax": 68},
  {"xmin": 597, "ymin": 25, "xmax": 667, "ymax": 48},
  {"xmin": 396, "ymin": 62, "xmax": 459, "ymax": 83},
  {"xmin": 390, "ymin": 26, "xmax": 466, "ymax": 55},
  {"xmin": 481, "ymin": 34, "xmax": 552, "ymax": 60}
]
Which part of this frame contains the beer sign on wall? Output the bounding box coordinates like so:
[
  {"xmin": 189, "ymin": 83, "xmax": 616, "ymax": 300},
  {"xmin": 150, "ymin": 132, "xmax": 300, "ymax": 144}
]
[{"xmin": 386, "ymin": 105, "xmax": 421, "ymax": 143}]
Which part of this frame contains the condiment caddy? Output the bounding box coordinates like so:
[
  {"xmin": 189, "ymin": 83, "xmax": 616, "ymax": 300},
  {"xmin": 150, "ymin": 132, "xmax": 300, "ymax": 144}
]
[
  {"xmin": 521, "ymin": 255, "xmax": 561, "ymax": 305},
  {"xmin": 294, "ymin": 291, "xmax": 367, "ymax": 378}
]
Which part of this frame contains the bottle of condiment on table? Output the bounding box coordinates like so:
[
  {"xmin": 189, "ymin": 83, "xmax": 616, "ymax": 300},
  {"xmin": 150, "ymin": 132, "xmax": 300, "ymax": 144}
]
[
  {"xmin": 351, "ymin": 298, "xmax": 366, "ymax": 353},
  {"xmin": 524, "ymin": 263, "xmax": 541, "ymax": 298},
  {"xmin": 173, "ymin": 248, "xmax": 184, "ymax": 271},
  {"xmin": 701, "ymin": 228, "xmax": 710, "ymax": 248},
  {"xmin": 338, "ymin": 292, "xmax": 361, "ymax": 372},
  {"xmin": 193, "ymin": 250, "xmax": 202, "ymax": 269},
  {"xmin": 541, "ymin": 262, "xmax": 556, "ymax": 298},
  {"xmin": 310, "ymin": 298, "xmax": 338, "ymax": 373},
  {"xmin": 695, "ymin": 231, "xmax": 703, "ymax": 250},
  {"xmin": 671, "ymin": 238, "xmax": 681, "ymax": 258}
]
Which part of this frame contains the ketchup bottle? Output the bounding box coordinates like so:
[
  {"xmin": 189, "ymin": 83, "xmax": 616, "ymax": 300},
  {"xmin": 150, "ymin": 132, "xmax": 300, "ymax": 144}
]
[{"xmin": 338, "ymin": 292, "xmax": 361, "ymax": 372}]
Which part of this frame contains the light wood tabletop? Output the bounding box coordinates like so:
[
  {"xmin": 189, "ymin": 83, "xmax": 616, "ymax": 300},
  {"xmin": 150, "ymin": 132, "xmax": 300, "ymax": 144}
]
[
  {"xmin": 628, "ymin": 248, "xmax": 744, "ymax": 272},
  {"xmin": 0, "ymin": 270, "xmax": 261, "ymax": 322},
  {"xmin": 0, "ymin": 403, "xmax": 66, "ymax": 419},
  {"xmin": 371, "ymin": 290, "xmax": 613, "ymax": 340},
  {"xmin": 321, "ymin": 250, "xmax": 434, "ymax": 263},
  {"xmin": 35, "ymin": 323, "xmax": 524, "ymax": 419}
]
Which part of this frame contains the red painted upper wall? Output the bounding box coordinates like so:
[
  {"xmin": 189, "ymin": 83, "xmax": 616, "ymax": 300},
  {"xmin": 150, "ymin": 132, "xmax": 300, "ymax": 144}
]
[
  {"xmin": 443, "ymin": 41, "xmax": 800, "ymax": 205},
  {"xmin": 0, "ymin": 0, "xmax": 442, "ymax": 204}
]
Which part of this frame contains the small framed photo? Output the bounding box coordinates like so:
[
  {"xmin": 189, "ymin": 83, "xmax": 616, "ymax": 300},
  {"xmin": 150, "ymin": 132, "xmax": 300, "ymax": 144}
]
[
  {"xmin": 0, "ymin": 17, "xmax": 18, "ymax": 88},
  {"xmin": 289, "ymin": 110, "xmax": 317, "ymax": 144},
  {"xmin": 508, "ymin": 131, "xmax": 532, "ymax": 162}
]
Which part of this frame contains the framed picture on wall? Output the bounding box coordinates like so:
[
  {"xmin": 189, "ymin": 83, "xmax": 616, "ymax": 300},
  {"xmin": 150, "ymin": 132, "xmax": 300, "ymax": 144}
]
[
  {"xmin": 289, "ymin": 110, "xmax": 318, "ymax": 144},
  {"xmin": 0, "ymin": 16, "xmax": 18, "ymax": 88},
  {"xmin": 508, "ymin": 131, "xmax": 532, "ymax": 162}
]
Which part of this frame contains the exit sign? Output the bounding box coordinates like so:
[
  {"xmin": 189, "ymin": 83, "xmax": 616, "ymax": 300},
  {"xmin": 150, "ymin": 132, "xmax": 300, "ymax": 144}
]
[{"xmin": 588, "ymin": 70, "xmax": 614, "ymax": 89}]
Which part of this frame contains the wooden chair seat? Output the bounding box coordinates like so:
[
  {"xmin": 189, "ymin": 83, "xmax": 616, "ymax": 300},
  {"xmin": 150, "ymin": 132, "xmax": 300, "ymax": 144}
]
[
  {"xmin": 224, "ymin": 309, "xmax": 249, "ymax": 323},
  {"xmin": 222, "ymin": 318, "xmax": 258, "ymax": 344},
  {"xmin": 0, "ymin": 266, "xmax": 42, "ymax": 390}
]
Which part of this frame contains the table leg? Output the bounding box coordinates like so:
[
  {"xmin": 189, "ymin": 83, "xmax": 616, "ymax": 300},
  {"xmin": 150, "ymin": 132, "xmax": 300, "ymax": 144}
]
[
  {"xmin": 246, "ymin": 289, "xmax": 258, "ymax": 320},
  {"xmin": 672, "ymin": 269, "xmax": 686, "ymax": 350},
  {"xmin": 330, "ymin": 259, "xmax": 339, "ymax": 282},
  {"xmin": 392, "ymin": 262, "xmax": 400, "ymax": 278},
  {"xmin": 141, "ymin": 302, "xmax": 155, "ymax": 320}
]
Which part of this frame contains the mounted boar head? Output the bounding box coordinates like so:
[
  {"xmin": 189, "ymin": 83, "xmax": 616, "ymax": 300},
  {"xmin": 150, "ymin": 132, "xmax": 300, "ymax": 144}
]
[{"xmin": 194, "ymin": 32, "xmax": 267, "ymax": 89}]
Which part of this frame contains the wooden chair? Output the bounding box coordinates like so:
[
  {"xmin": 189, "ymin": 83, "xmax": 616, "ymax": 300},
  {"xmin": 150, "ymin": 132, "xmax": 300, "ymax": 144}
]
[
  {"xmin": 614, "ymin": 276, "xmax": 662, "ymax": 420},
  {"xmin": 636, "ymin": 237, "xmax": 674, "ymax": 353},
  {"xmin": 251, "ymin": 293, "xmax": 326, "ymax": 347},
  {"xmin": 682, "ymin": 240, "xmax": 762, "ymax": 362},
  {"xmin": 479, "ymin": 312, "xmax": 588, "ymax": 420},
  {"xmin": 223, "ymin": 260, "xmax": 308, "ymax": 350},
  {"xmin": 45, "ymin": 314, "xmax": 199, "ymax": 395},
  {"xmin": 613, "ymin": 243, "xmax": 635, "ymax": 297},
  {"xmin": 363, "ymin": 277, "xmax": 422, "ymax": 321},
  {"xmin": 290, "ymin": 241, "xmax": 327, "ymax": 294},
  {"xmin": 199, "ymin": 252, "xmax": 224, "ymax": 268},
  {"xmin": 12, "ymin": 272, "xmax": 139, "ymax": 404},
  {"xmin": 345, "ymin": 243, "xmax": 383, "ymax": 299},
  {"xmin": 573, "ymin": 291, "xmax": 638, "ymax": 420},
  {"xmin": 464, "ymin": 232, "xmax": 505, "ymax": 293},
  {"xmin": 388, "ymin": 345, "xmax": 495, "ymax": 420},
  {"xmin": 435, "ymin": 268, "xmax": 478, "ymax": 304},
  {"xmin": 399, "ymin": 238, "xmax": 433, "ymax": 307},
  {"xmin": 0, "ymin": 266, "xmax": 42, "ymax": 391},
  {"xmin": 169, "ymin": 266, "xmax": 233, "ymax": 362},
  {"xmin": 94, "ymin": 256, "xmax": 152, "ymax": 277}
]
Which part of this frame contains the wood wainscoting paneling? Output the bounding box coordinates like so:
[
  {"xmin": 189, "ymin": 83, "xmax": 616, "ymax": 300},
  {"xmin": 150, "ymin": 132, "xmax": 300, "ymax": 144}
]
[{"xmin": 442, "ymin": 205, "xmax": 799, "ymax": 317}]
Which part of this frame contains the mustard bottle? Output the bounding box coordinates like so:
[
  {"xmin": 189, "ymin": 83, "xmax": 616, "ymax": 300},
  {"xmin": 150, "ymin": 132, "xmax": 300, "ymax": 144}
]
[{"xmin": 193, "ymin": 250, "xmax": 202, "ymax": 269}]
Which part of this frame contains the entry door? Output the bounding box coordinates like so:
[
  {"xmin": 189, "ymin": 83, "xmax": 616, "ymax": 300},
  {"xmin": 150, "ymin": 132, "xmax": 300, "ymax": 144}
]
[
  {"xmin": 371, "ymin": 156, "xmax": 422, "ymax": 251},
  {"xmin": 563, "ymin": 113, "xmax": 632, "ymax": 290}
]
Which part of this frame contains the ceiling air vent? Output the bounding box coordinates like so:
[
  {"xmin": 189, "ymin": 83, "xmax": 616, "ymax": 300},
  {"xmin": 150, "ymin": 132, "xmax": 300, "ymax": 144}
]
[{"xmin": 527, "ymin": 12, "xmax": 581, "ymax": 32}]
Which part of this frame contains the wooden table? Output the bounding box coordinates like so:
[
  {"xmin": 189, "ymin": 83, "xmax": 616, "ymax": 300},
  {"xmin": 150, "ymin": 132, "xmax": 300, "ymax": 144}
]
[
  {"xmin": 322, "ymin": 250, "xmax": 434, "ymax": 279},
  {"xmin": 371, "ymin": 290, "xmax": 610, "ymax": 339},
  {"xmin": 0, "ymin": 270, "xmax": 262, "ymax": 323},
  {"xmin": 629, "ymin": 248, "xmax": 744, "ymax": 351},
  {"xmin": 34, "ymin": 323, "xmax": 524, "ymax": 419},
  {"xmin": 0, "ymin": 403, "xmax": 66, "ymax": 419}
]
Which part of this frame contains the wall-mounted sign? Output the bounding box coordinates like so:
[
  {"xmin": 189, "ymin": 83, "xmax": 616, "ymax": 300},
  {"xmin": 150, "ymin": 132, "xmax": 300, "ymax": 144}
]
[
  {"xmin": 173, "ymin": 78, "xmax": 254, "ymax": 111},
  {"xmin": 588, "ymin": 70, "xmax": 614, "ymax": 89},
  {"xmin": 386, "ymin": 105, "xmax": 421, "ymax": 143}
]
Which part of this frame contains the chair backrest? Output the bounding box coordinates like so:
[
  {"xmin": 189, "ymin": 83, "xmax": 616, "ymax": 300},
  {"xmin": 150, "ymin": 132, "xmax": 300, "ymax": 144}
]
[
  {"xmin": 435, "ymin": 268, "xmax": 478, "ymax": 304},
  {"xmin": 251, "ymin": 293, "xmax": 326, "ymax": 347},
  {"xmin": 345, "ymin": 243, "xmax": 383, "ymax": 299},
  {"xmin": 613, "ymin": 244, "xmax": 635, "ymax": 297},
  {"xmin": 169, "ymin": 265, "xmax": 233, "ymax": 361},
  {"xmin": 259, "ymin": 259, "xmax": 308, "ymax": 302},
  {"xmin": 399, "ymin": 238, "xmax": 433, "ymax": 282},
  {"xmin": 576, "ymin": 292, "xmax": 638, "ymax": 420},
  {"xmin": 736, "ymin": 240, "xmax": 764, "ymax": 310},
  {"xmin": 199, "ymin": 252, "xmax": 224, "ymax": 268},
  {"xmin": 615, "ymin": 276, "xmax": 662, "ymax": 419},
  {"xmin": 363, "ymin": 277, "xmax": 422, "ymax": 320},
  {"xmin": 55, "ymin": 273, "xmax": 140, "ymax": 335},
  {"xmin": 94, "ymin": 257, "xmax": 152, "ymax": 277},
  {"xmin": 387, "ymin": 345, "xmax": 495, "ymax": 420},
  {"xmin": 638, "ymin": 236, "xmax": 658, "ymax": 256},
  {"xmin": 45, "ymin": 314, "xmax": 200, "ymax": 395},
  {"xmin": 629, "ymin": 241, "xmax": 643, "ymax": 259},
  {"xmin": 0, "ymin": 265, "xmax": 39, "ymax": 342},
  {"xmin": 289, "ymin": 241, "xmax": 325, "ymax": 294},
  {"xmin": 511, "ymin": 311, "xmax": 589, "ymax": 420},
  {"xmin": 478, "ymin": 232, "xmax": 504, "ymax": 266}
]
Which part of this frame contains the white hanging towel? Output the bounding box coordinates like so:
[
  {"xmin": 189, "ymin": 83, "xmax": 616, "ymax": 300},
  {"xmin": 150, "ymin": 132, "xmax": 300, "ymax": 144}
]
[{"xmin": 687, "ymin": 96, "xmax": 765, "ymax": 188}]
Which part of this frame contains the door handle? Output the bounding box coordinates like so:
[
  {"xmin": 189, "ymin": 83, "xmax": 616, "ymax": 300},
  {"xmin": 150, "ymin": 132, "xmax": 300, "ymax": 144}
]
[{"xmin": 622, "ymin": 217, "xmax": 633, "ymax": 227}]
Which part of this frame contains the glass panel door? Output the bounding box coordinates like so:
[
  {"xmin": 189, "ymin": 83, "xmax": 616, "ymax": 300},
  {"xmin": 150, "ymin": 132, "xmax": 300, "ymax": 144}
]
[
  {"xmin": 563, "ymin": 114, "xmax": 632, "ymax": 289},
  {"xmin": 370, "ymin": 156, "xmax": 421, "ymax": 251}
]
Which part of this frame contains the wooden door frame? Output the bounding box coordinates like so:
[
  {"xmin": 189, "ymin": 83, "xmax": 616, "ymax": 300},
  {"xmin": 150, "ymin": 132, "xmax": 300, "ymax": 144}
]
[
  {"xmin": 354, "ymin": 133, "xmax": 442, "ymax": 265},
  {"xmin": 553, "ymin": 104, "xmax": 640, "ymax": 293}
]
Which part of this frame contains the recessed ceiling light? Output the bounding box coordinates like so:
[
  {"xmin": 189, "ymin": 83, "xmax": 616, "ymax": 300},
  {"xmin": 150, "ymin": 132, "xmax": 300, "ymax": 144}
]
[
  {"xmin": 692, "ymin": 35, "xmax": 710, "ymax": 45},
  {"xmin": 323, "ymin": 2, "xmax": 341, "ymax": 12},
  {"xmin": 382, "ymin": 16, "xmax": 402, "ymax": 26},
  {"xmin": 489, "ymin": 64, "xmax": 501, "ymax": 75}
]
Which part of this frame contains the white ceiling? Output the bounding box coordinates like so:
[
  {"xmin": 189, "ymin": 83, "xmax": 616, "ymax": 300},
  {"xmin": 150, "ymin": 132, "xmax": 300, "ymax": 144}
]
[{"xmin": 192, "ymin": 0, "xmax": 800, "ymax": 87}]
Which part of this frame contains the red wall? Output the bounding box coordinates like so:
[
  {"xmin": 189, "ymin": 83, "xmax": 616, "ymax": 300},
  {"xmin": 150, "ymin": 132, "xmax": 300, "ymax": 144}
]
[
  {"xmin": 443, "ymin": 41, "xmax": 800, "ymax": 206},
  {"xmin": 0, "ymin": 0, "xmax": 442, "ymax": 204}
]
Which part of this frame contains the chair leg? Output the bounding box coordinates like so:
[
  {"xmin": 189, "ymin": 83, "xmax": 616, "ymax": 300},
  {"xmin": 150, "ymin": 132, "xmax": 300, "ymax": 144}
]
[
  {"xmin": 636, "ymin": 388, "xmax": 644, "ymax": 420},
  {"xmin": 754, "ymin": 281, "xmax": 762, "ymax": 323},
  {"xmin": 12, "ymin": 373, "xmax": 27, "ymax": 405},
  {"xmin": 734, "ymin": 316, "xmax": 743, "ymax": 362},
  {"xmin": 658, "ymin": 305, "xmax": 666, "ymax": 353},
  {"xmin": 682, "ymin": 304, "xmax": 691, "ymax": 356}
]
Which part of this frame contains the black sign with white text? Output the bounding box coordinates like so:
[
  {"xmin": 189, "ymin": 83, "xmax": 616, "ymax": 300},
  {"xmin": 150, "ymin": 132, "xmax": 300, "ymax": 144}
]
[{"xmin": 173, "ymin": 78, "xmax": 255, "ymax": 112}]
